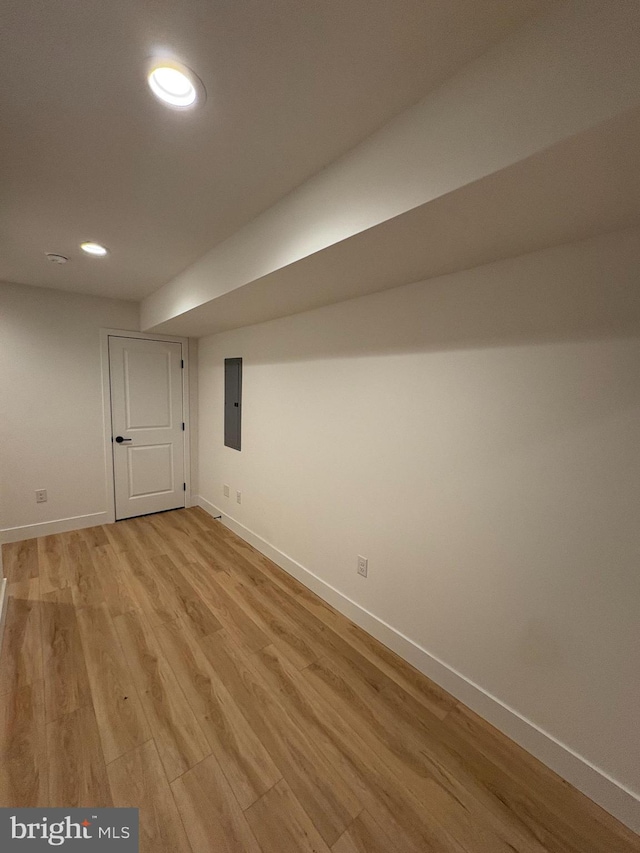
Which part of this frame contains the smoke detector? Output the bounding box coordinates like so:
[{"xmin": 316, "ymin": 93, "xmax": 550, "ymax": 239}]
[{"xmin": 46, "ymin": 253, "xmax": 69, "ymax": 264}]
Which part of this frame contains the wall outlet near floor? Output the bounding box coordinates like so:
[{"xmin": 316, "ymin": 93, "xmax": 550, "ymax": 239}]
[
  {"xmin": 236, "ymin": 490, "xmax": 242, "ymax": 504},
  {"xmin": 35, "ymin": 489, "xmax": 47, "ymax": 503},
  {"xmin": 223, "ymin": 484, "xmax": 230, "ymax": 497},
  {"xmin": 357, "ymin": 555, "xmax": 368, "ymax": 577}
]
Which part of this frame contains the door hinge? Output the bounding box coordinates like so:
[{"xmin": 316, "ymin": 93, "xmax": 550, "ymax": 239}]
[
  {"xmin": 181, "ymin": 359, "xmax": 184, "ymax": 368},
  {"xmin": 183, "ymin": 482, "xmax": 186, "ymax": 491},
  {"xmin": 182, "ymin": 422, "xmax": 185, "ymax": 431}
]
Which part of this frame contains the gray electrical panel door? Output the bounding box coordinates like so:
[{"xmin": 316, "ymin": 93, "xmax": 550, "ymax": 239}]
[{"xmin": 224, "ymin": 357, "xmax": 242, "ymax": 450}]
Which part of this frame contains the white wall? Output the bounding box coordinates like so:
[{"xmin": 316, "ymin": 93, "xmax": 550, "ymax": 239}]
[
  {"xmin": 197, "ymin": 228, "xmax": 640, "ymax": 823},
  {"xmin": 0, "ymin": 282, "xmax": 139, "ymax": 539}
]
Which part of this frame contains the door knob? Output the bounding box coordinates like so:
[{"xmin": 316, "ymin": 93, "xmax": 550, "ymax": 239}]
[{"xmin": 115, "ymin": 436, "xmax": 132, "ymax": 443}]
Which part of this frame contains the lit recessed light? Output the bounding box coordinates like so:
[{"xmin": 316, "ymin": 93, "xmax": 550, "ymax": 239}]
[
  {"xmin": 146, "ymin": 59, "xmax": 204, "ymax": 109},
  {"xmin": 80, "ymin": 241, "xmax": 109, "ymax": 256}
]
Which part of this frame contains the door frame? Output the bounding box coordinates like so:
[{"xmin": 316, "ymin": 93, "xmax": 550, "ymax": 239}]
[{"xmin": 100, "ymin": 328, "xmax": 192, "ymax": 524}]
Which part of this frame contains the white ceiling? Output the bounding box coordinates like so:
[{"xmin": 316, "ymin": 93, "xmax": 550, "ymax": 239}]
[{"xmin": 0, "ymin": 0, "xmax": 549, "ymax": 300}]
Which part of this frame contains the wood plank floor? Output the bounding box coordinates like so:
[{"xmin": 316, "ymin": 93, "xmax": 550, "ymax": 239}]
[{"xmin": 1, "ymin": 507, "xmax": 638, "ymax": 853}]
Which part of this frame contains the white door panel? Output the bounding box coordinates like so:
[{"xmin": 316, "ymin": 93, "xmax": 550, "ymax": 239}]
[
  {"xmin": 124, "ymin": 349, "xmax": 173, "ymax": 428},
  {"xmin": 127, "ymin": 444, "xmax": 174, "ymax": 496},
  {"xmin": 109, "ymin": 336, "xmax": 185, "ymax": 520}
]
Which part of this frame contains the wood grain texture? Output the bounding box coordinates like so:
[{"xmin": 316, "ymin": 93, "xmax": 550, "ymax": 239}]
[
  {"xmin": 46, "ymin": 705, "xmax": 113, "ymax": 807},
  {"xmin": 0, "ymin": 592, "xmax": 42, "ymax": 697},
  {"xmin": 442, "ymin": 704, "xmax": 640, "ymax": 853},
  {"xmin": 250, "ymin": 642, "xmax": 458, "ymax": 853},
  {"xmin": 146, "ymin": 514, "xmax": 210, "ymax": 567},
  {"xmin": 41, "ymin": 586, "xmax": 92, "ymax": 721},
  {"xmin": 1, "ymin": 508, "xmax": 638, "ymax": 853},
  {"xmin": 155, "ymin": 616, "xmax": 281, "ymax": 808},
  {"xmin": 172, "ymin": 753, "xmax": 263, "ymax": 853},
  {"xmin": 68, "ymin": 538, "xmax": 103, "ymax": 608},
  {"xmin": 3, "ymin": 538, "xmax": 39, "ymax": 583},
  {"xmin": 92, "ymin": 544, "xmax": 139, "ymax": 617},
  {"xmin": 303, "ymin": 655, "xmax": 542, "ymax": 853},
  {"xmin": 102, "ymin": 520, "xmax": 137, "ymax": 554},
  {"xmin": 213, "ymin": 568, "xmax": 321, "ymax": 670},
  {"xmin": 246, "ymin": 778, "xmax": 332, "ymax": 853},
  {"xmin": 194, "ymin": 507, "xmax": 456, "ymax": 718},
  {"xmin": 181, "ymin": 559, "xmax": 270, "ymax": 652},
  {"xmin": 76, "ymin": 604, "xmax": 150, "ymax": 764},
  {"xmin": 150, "ymin": 553, "xmax": 222, "ymax": 637},
  {"xmin": 79, "ymin": 525, "xmax": 109, "ymax": 549},
  {"xmin": 107, "ymin": 739, "xmax": 191, "ymax": 853},
  {"xmin": 332, "ymin": 811, "xmax": 399, "ymax": 853},
  {"xmin": 7, "ymin": 574, "xmax": 41, "ymax": 602},
  {"xmin": 38, "ymin": 535, "xmax": 68, "ymax": 595},
  {"xmin": 118, "ymin": 548, "xmax": 181, "ymax": 626},
  {"xmin": 0, "ymin": 681, "xmax": 48, "ymax": 807},
  {"xmin": 113, "ymin": 609, "xmax": 210, "ymax": 781},
  {"xmin": 125, "ymin": 517, "xmax": 167, "ymax": 558},
  {"xmin": 200, "ymin": 630, "xmax": 363, "ymax": 847}
]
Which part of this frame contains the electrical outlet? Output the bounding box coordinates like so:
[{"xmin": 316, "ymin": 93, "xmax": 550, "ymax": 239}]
[
  {"xmin": 357, "ymin": 555, "xmax": 368, "ymax": 577},
  {"xmin": 223, "ymin": 484, "xmax": 230, "ymax": 497},
  {"xmin": 35, "ymin": 489, "xmax": 47, "ymax": 503},
  {"xmin": 236, "ymin": 490, "xmax": 242, "ymax": 504}
]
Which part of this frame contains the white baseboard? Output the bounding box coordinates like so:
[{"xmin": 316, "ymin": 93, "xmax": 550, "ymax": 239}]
[
  {"xmin": 196, "ymin": 495, "xmax": 640, "ymax": 834},
  {"xmin": 0, "ymin": 511, "xmax": 111, "ymax": 544},
  {"xmin": 0, "ymin": 578, "xmax": 7, "ymax": 662}
]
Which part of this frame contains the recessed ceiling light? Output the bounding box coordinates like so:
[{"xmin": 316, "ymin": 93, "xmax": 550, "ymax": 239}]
[
  {"xmin": 146, "ymin": 59, "xmax": 204, "ymax": 109},
  {"xmin": 45, "ymin": 253, "xmax": 68, "ymax": 264},
  {"xmin": 80, "ymin": 241, "xmax": 109, "ymax": 256}
]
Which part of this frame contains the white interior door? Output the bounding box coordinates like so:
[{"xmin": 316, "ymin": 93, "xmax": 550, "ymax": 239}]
[{"xmin": 109, "ymin": 336, "xmax": 185, "ymax": 520}]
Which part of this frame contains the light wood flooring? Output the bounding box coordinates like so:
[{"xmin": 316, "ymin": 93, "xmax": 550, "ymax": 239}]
[{"xmin": 1, "ymin": 507, "xmax": 638, "ymax": 852}]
